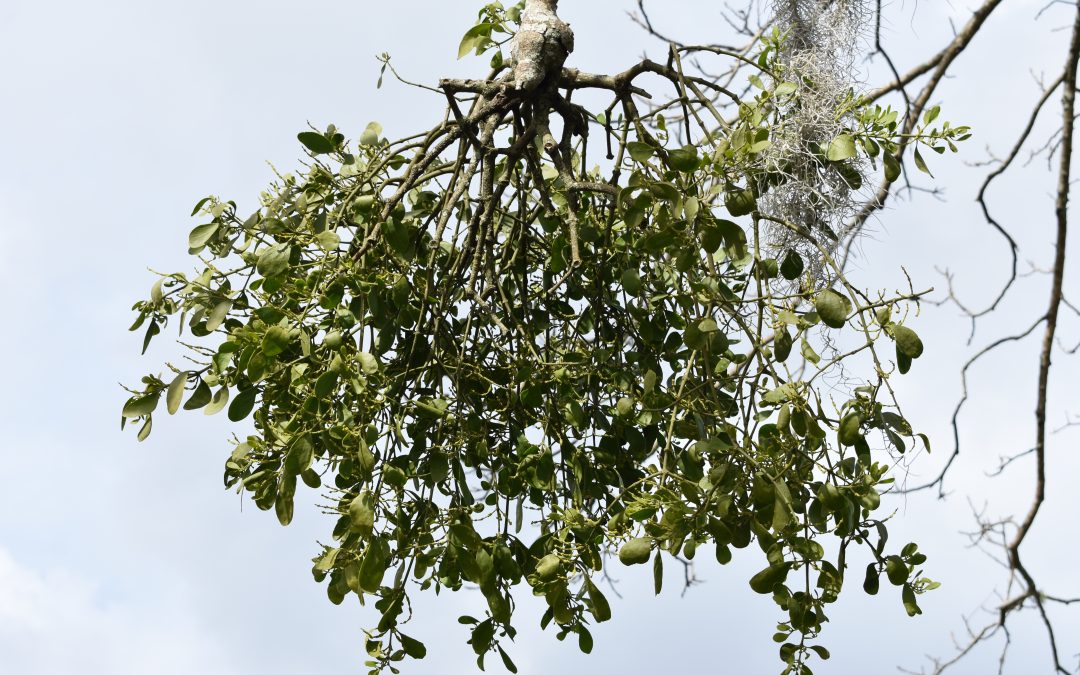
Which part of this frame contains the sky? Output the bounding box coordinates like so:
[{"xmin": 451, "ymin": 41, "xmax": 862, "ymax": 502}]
[{"xmin": 0, "ymin": 1, "xmax": 1077, "ymax": 674}]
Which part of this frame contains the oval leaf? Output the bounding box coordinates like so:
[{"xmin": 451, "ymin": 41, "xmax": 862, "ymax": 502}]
[
  {"xmin": 826, "ymin": 134, "xmax": 857, "ymax": 162},
  {"xmin": 749, "ymin": 562, "xmax": 792, "ymax": 594},
  {"xmin": 838, "ymin": 412, "xmax": 862, "ymax": 447},
  {"xmin": 166, "ymin": 372, "xmax": 187, "ymax": 415},
  {"xmin": 228, "ymin": 387, "xmax": 258, "ymax": 421},
  {"xmin": 298, "ymin": 131, "xmax": 335, "ymax": 154},
  {"xmin": 182, "ymin": 378, "xmax": 212, "ymax": 410},
  {"xmin": 893, "ymin": 325, "xmax": 924, "ymax": 359},
  {"xmin": 256, "ymin": 243, "xmax": 291, "ymax": 278},
  {"xmin": 815, "ymin": 289, "xmax": 852, "ymax": 329},
  {"xmin": 188, "ymin": 223, "xmax": 219, "ymax": 250},
  {"xmin": 618, "ymin": 537, "xmax": 652, "ymax": 565},
  {"xmin": 122, "ymin": 393, "xmax": 159, "ymax": 419}
]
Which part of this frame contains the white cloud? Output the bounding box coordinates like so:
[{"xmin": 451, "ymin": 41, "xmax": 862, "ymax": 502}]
[{"xmin": 0, "ymin": 548, "xmax": 235, "ymax": 675}]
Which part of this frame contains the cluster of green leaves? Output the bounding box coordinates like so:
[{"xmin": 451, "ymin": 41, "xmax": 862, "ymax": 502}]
[
  {"xmin": 739, "ymin": 29, "xmax": 970, "ymax": 197},
  {"xmin": 121, "ymin": 23, "xmax": 961, "ymax": 675},
  {"xmin": 457, "ymin": 1, "xmax": 526, "ymax": 66}
]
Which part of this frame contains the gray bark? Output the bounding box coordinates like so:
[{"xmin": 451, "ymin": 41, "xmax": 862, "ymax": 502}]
[{"xmin": 510, "ymin": 0, "xmax": 574, "ymax": 92}]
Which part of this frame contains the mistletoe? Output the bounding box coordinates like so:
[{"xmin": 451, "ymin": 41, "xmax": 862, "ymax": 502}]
[{"xmin": 121, "ymin": 1, "xmax": 967, "ymax": 672}]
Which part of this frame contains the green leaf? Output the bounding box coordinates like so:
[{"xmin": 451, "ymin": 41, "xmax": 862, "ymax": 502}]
[
  {"xmin": 863, "ymin": 563, "xmax": 880, "ymax": 595},
  {"xmin": 902, "ymin": 583, "xmax": 922, "ymax": 616},
  {"xmin": 140, "ymin": 319, "xmax": 160, "ymax": 355},
  {"xmin": 626, "ymin": 141, "xmax": 654, "ymax": 162},
  {"xmin": 284, "ymin": 435, "xmax": 314, "ymax": 476},
  {"xmin": 297, "ymin": 132, "xmax": 335, "ymax": 154},
  {"xmin": 621, "ymin": 268, "xmax": 642, "ymax": 296},
  {"xmin": 166, "ymin": 372, "xmax": 187, "ymax": 415},
  {"xmin": 779, "ymin": 250, "xmax": 804, "ymax": 280},
  {"xmin": 885, "ymin": 556, "xmax": 908, "ymax": 586},
  {"xmin": 892, "ymin": 325, "xmax": 924, "ymax": 359},
  {"xmin": 838, "ymin": 413, "xmax": 862, "ymax": 447},
  {"xmin": 136, "ymin": 415, "xmax": 152, "ymax": 442},
  {"xmin": 313, "ymin": 547, "xmax": 339, "ymax": 573},
  {"xmin": 683, "ymin": 321, "xmax": 705, "ymax": 350},
  {"xmin": 256, "ymin": 243, "xmax": 291, "ymax": 278},
  {"xmin": 358, "ymin": 352, "xmax": 380, "ymax": 375},
  {"xmin": 749, "ymin": 562, "xmax": 792, "ymax": 594},
  {"xmin": 190, "ymin": 197, "xmax": 212, "ymax": 217},
  {"xmin": 498, "ymin": 646, "xmax": 518, "ymax": 674},
  {"xmin": 188, "ymin": 223, "xmax": 219, "ymax": 250},
  {"xmin": 618, "ymin": 537, "xmax": 652, "ymax": 565},
  {"xmin": 315, "ymin": 371, "xmax": 338, "ymax": 399},
  {"xmin": 458, "ymin": 22, "xmax": 493, "ymax": 59},
  {"xmin": 122, "ymin": 393, "xmax": 159, "ymax": 419},
  {"xmin": 359, "ymin": 538, "xmax": 389, "ymax": 593},
  {"xmin": 826, "ymin": 134, "xmax": 857, "ymax": 162},
  {"xmin": 228, "ymin": 387, "xmax": 257, "ymax": 421},
  {"xmin": 203, "ymin": 386, "xmax": 230, "ymax": 416},
  {"xmin": 359, "ymin": 122, "xmax": 382, "ymax": 146},
  {"xmin": 301, "ymin": 468, "xmax": 321, "ymax": 489},
  {"xmin": 399, "ymin": 634, "xmax": 427, "ymax": 660},
  {"xmin": 349, "ymin": 491, "xmax": 376, "ymax": 536},
  {"xmin": 314, "ymin": 230, "xmax": 341, "ymax": 251},
  {"xmin": 578, "ymin": 627, "xmax": 594, "ymax": 655},
  {"xmin": 774, "ymin": 81, "xmax": 797, "ymax": 97},
  {"xmin": 774, "ymin": 328, "xmax": 793, "ymax": 363},
  {"xmin": 913, "ymin": 147, "xmax": 933, "ymax": 177},
  {"xmin": 883, "ymin": 152, "xmax": 902, "ymax": 182},
  {"xmin": 725, "ymin": 187, "xmax": 756, "ymax": 217},
  {"xmin": 815, "ymin": 289, "xmax": 852, "ymax": 329},
  {"xmin": 653, "ymin": 550, "xmax": 663, "ymax": 595},
  {"xmin": 684, "ymin": 196, "xmax": 700, "ymax": 223},
  {"xmin": 763, "ymin": 383, "xmax": 798, "ymax": 404},
  {"xmin": 748, "ymin": 136, "xmax": 772, "ymax": 154},
  {"xmin": 882, "ymin": 411, "xmax": 913, "ymax": 435},
  {"xmin": 357, "ymin": 437, "xmax": 376, "ymax": 475},
  {"xmin": 584, "ymin": 578, "xmax": 611, "ymax": 622},
  {"xmin": 205, "ymin": 300, "xmax": 231, "ymax": 332},
  {"xmin": 648, "ymin": 182, "xmax": 680, "ymax": 202},
  {"xmin": 262, "ymin": 325, "xmax": 292, "ymax": 357},
  {"xmin": 183, "ymin": 378, "xmax": 212, "ymax": 410},
  {"xmin": 667, "ymin": 145, "xmax": 699, "ymax": 172},
  {"xmin": 895, "ymin": 348, "xmax": 912, "ymax": 374},
  {"xmin": 643, "ymin": 369, "xmax": 658, "ymax": 394},
  {"xmin": 535, "ymin": 553, "xmax": 561, "ymax": 581},
  {"xmin": 917, "ymin": 433, "xmax": 932, "ymax": 454},
  {"xmin": 275, "ymin": 480, "xmax": 294, "ymax": 526}
]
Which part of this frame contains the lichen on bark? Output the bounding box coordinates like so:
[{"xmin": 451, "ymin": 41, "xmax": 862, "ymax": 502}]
[{"xmin": 510, "ymin": 0, "xmax": 574, "ymax": 92}]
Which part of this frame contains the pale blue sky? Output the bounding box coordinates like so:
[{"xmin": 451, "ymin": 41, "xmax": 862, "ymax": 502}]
[{"xmin": 0, "ymin": 1, "xmax": 1077, "ymax": 673}]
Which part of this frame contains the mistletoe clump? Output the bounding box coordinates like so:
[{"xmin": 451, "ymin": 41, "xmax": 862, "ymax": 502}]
[{"xmin": 120, "ymin": 1, "xmax": 966, "ymax": 672}]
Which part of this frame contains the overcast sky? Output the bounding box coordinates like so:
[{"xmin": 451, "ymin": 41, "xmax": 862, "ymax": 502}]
[{"xmin": 1, "ymin": 1, "xmax": 1077, "ymax": 674}]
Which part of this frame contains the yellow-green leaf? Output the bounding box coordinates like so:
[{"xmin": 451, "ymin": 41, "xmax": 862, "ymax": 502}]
[
  {"xmin": 166, "ymin": 372, "xmax": 186, "ymax": 415},
  {"xmin": 826, "ymin": 134, "xmax": 857, "ymax": 162},
  {"xmin": 618, "ymin": 537, "xmax": 652, "ymax": 565},
  {"xmin": 815, "ymin": 289, "xmax": 852, "ymax": 329}
]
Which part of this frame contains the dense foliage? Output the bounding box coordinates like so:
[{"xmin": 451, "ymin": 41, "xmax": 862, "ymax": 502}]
[{"xmin": 121, "ymin": 3, "xmax": 968, "ymax": 673}]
